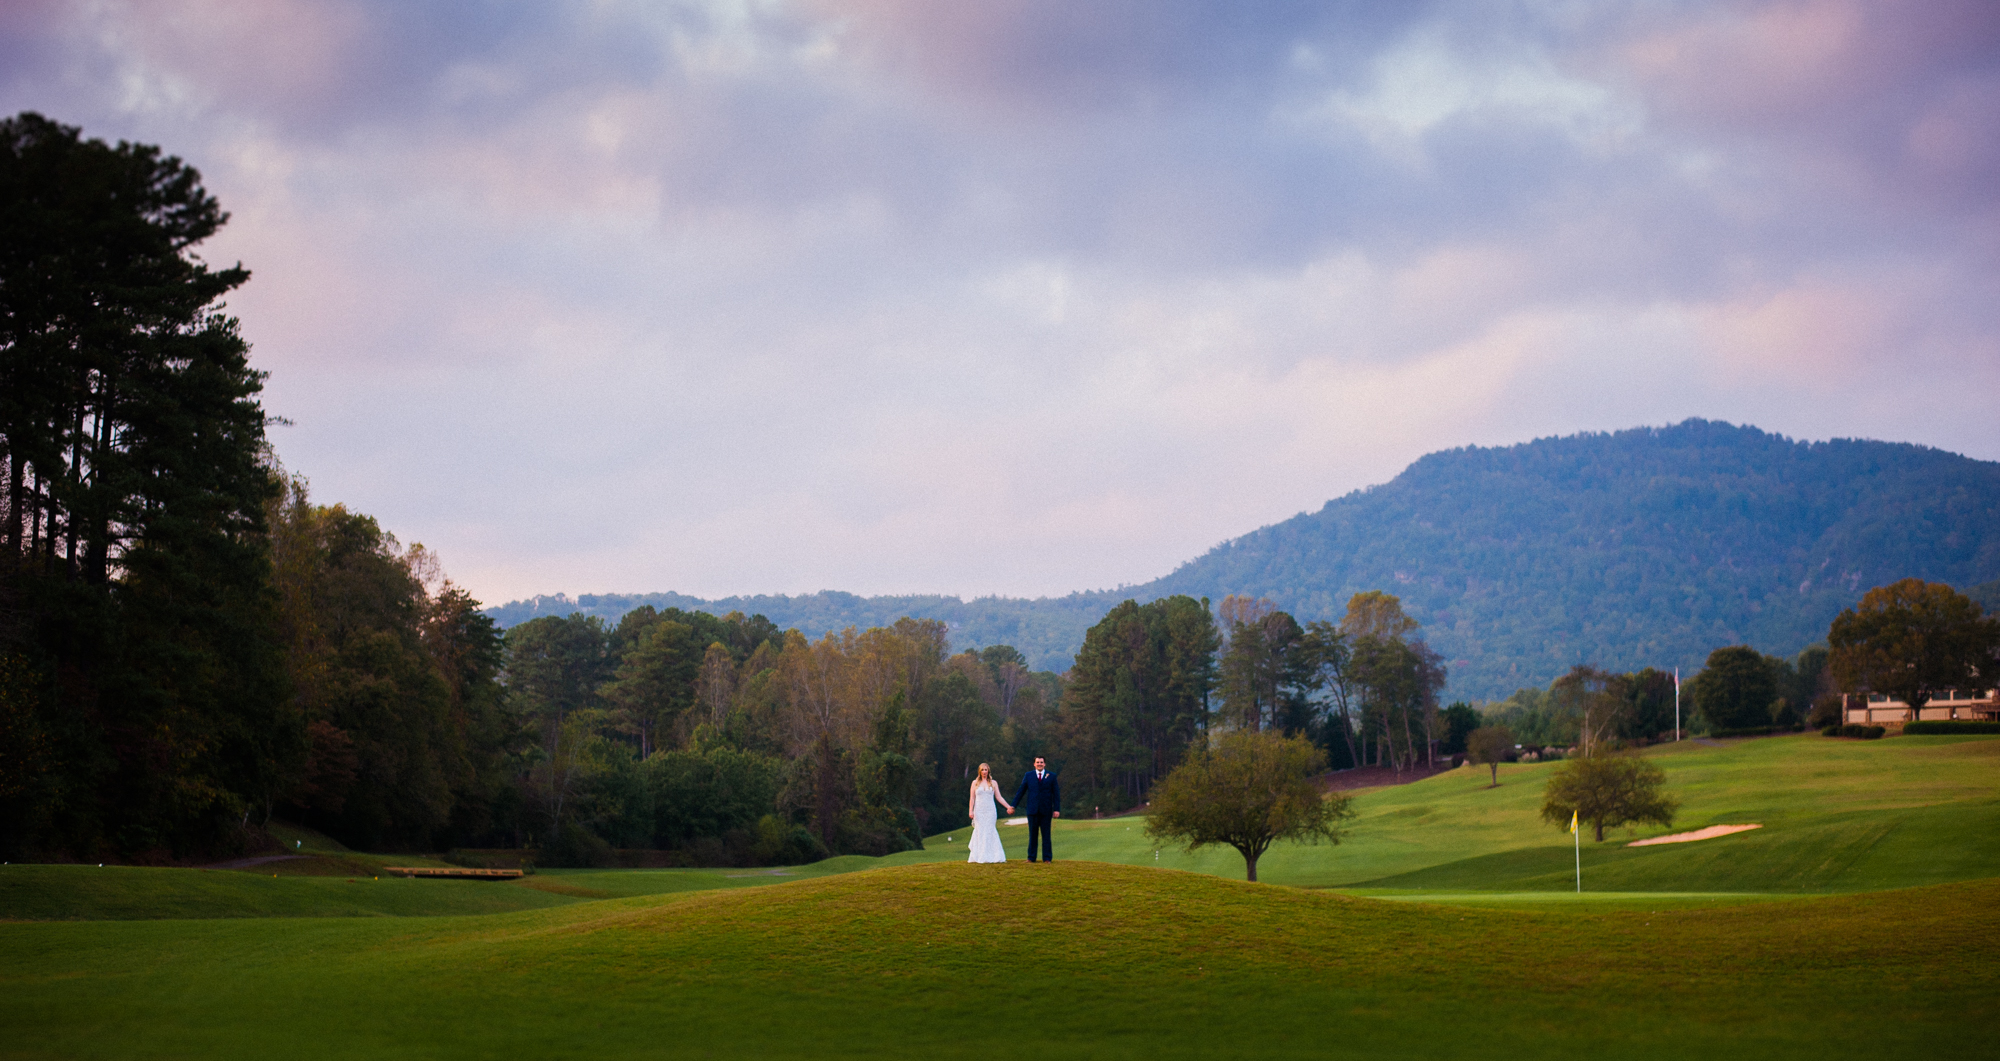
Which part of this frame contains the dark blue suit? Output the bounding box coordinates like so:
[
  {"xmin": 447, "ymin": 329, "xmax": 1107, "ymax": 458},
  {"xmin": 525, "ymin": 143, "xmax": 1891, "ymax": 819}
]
[{"xmin": 1012, "ymin": 770, "xmax": 1060, "ymax": 862}]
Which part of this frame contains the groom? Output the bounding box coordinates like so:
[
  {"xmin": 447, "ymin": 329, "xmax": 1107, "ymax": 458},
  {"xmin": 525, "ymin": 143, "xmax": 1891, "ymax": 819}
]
[{"xmin": 1012, "ymin": 757, "xmax": 1060, "ymax": 863}]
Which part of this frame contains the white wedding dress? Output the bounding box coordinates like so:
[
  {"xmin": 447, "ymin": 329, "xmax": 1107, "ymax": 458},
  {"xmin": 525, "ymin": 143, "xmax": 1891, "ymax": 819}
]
[{"xmin": 968, "ymin": 781, "xmax": 1008, "ymax": 863}]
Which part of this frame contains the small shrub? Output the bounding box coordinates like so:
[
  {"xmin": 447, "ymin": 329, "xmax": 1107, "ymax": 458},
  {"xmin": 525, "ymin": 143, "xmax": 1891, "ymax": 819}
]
[
  {"xmin": 540, "ymin": 822, "xmax": 616, "ymax": 868},
  {"xmin": 1902, "ymin": 720, "xmax": 2000, "ymax": 735},
  {"xmin": 1826, "ymin": 724, "xmax": 1886, "ymax": 740},
  {"xmin": 1710, "ymin": 725, "xmax": 1776, "ymax": 738}
]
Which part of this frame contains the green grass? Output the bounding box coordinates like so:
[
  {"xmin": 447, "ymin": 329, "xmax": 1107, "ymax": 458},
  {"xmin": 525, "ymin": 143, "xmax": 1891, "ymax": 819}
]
[
  {"xmin": 0, "ymin": 864, "xmax": 581, "ymax": 920},
  {"xmin": 1353, "ymin": 891, "xmax": 1815, "ymax": 911},
  {"xmin": 7, "ymin": 734, "xmax": 1995, "ymax": 922},
  {"xmin": 905, "ymin": 734, "xmax": 2000, "ymax": 894},
  {"xmin": 2, "ymin": 861, "xmax": 1994, "ymax": 1060},
  {"xmin": 4, "ymin": 736, "xmax": 1999, "ymax": 1058}
]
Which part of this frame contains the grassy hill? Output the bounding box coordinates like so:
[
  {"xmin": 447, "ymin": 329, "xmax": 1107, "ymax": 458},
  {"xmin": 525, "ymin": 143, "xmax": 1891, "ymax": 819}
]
[
  {"xmin": 3, "ymin": 862, "xmax": 1995, "ymax": 1060},
  {"xmin": 908, "ymin": 732, "xmax": 2000, "ymax": 896},
  {"xmin": 6, "ymin": 733, "xmax": 1995, "ymax": 920},
  {"xmin": 4, "ymin": 735, "xmax": 1998, "ymax": 1058},
  {"xmin": 489, "ymin": 421, "xmax": 2000, "ymax": 697}
]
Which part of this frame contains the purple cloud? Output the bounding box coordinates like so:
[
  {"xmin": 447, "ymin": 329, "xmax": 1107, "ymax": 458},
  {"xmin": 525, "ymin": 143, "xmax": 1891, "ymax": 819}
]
[{"xmin": 2, "ymin": 0, "xmax": 1994, "ymax": 605}]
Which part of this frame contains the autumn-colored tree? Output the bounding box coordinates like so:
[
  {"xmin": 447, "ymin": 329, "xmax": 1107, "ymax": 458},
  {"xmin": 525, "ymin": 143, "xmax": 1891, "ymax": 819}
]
[
  {"xmin": 780, "ymin": 629, "xmax": 860, "ymax": 850},
  {"xmin": 1829, "ymin": 579, "xmax": 2000, "ymax": 717},
  {"xmin": 1466, "ymin": 725, "xmax": 1512, "ymax": 787},
  {"xmin": 981, "ymin": 645, "xmax": 1033, "ymax": 721},
  {"xmin": 695, "ymin": 641, "xmax": 735, "ymax": 728},
  {"xmin": 1548, "ymin": 665, "xmax": 1626, "ymax": 756},
  {"xmin": 1341, "ymin": 592, "xmax": 1446, "ymax": 772},
  {"xmin": 1145, "ymin": 730, "xmax": 1354, "ymax": 882}
]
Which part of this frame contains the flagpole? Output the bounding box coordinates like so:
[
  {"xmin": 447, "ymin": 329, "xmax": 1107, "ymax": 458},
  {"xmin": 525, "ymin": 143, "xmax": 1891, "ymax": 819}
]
[
  {"xmin": 1570, "ymin": 809, "xmax": 1581, "ymax": 893},
  {"xmin": 1674, "ymin": 667, "xmax": 1681, "ymax": 742}
]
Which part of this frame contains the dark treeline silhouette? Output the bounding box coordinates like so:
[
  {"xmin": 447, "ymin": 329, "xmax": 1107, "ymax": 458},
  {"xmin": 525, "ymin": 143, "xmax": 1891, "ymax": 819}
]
[{"xmin": 2, "ymin": 113, "xmax": 295, "ymax": 859}]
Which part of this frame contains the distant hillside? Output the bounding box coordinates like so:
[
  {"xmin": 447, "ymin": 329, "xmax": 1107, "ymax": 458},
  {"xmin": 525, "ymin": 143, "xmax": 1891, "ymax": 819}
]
[
  {"xmin": 489, "ymin": 421, "xmax": 2000, "ymax": 699},
  {"xmin": 1142, "ymin": 420, "xmax": 2000, "ymax": 697},
  {"xmin": 484, "ymin": 590, "xmax": 1118, "ymax": 673}
]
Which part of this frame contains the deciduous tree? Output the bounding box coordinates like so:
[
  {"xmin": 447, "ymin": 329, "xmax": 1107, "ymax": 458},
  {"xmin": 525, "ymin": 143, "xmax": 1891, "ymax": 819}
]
[
  {"xmin": 1216, "ymin": 595, "xmax": 1312, "ymax": 733},
  {"xmin": 1690, "ymin": 646, "xmax": 1778, "ymax": 731},
  {"xmin": 1341, "ymin": 592, "xmax": 1446, "ymax": 772},
  {"xmin": 1539, "ymin": 752, "xmax": 1676, "ymax": 842},
  {"xmin": 1145, "ymin": 730, "xmax": 1353, "ymax": 882},
  {"xmin": 1829, "ymin": 579, "xmax": 2000, "ymax": 716},
  {"xmin": 1466, "ymin": 725, "xmax": 1512, "ymax": 787},
  {"xmin": 1549, "ymin": 665, "xmax": 1625, "ymax": 756}
]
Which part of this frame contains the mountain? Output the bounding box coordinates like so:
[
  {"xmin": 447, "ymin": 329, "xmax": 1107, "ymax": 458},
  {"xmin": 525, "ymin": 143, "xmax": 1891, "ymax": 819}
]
[
  {"xmin": 1146, "ymin": 420, "xmax": 2000, "ymax": 697},
  {"xmin": 488, "ymin": 420, "xmax": 2000, "ymax": 700}
]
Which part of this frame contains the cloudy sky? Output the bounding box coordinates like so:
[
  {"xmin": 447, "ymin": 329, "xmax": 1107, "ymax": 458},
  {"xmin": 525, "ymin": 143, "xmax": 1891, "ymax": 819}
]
[{"xmin": 5, "ymin": 0, "xmax": 1997, "ymax": 606}]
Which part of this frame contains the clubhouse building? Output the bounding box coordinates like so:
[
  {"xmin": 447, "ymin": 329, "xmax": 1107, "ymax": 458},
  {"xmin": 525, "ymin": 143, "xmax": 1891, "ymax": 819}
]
[{"xmin": 1844, "ymin": 689, "xmax": 2000, "ymax": 725}]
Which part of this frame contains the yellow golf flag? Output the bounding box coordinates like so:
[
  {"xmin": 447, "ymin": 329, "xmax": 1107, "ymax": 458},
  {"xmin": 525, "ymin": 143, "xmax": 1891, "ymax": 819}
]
[{"xmin": 1569, "ymin": 810, "xmax": 1578, "ymax": 834}]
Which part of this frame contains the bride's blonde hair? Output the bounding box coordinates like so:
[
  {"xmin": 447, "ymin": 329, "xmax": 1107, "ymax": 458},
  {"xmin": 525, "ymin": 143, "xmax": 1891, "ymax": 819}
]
[{"xmin": 976, "ymin": 762, "xmax": 992, "ymax": 784}]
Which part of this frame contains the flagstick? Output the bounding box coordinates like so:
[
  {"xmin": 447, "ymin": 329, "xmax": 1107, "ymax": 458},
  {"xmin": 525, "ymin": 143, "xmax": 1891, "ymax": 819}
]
[
  {"xmin": 1575, "ymin": 821, "xmax": 1581, "ymax": 893},
  {"xmin": 1675, "ymin": 667, "xmax": 1681, "ymax": 742}
]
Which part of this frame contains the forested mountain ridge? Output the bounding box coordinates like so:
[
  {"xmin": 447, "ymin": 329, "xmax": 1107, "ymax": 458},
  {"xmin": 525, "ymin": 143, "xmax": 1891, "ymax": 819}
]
[
  {"xmin": 490, "ymin": 421, "xmax": 2000, "ymax": 700},
  {"xmin": 1145, "ymin": 420, "xmax": 2000, "ymax": 698}
]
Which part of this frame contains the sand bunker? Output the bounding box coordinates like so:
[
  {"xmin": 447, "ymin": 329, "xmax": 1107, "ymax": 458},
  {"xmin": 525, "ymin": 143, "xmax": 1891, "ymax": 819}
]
[{"xmin": 1627, "ymin": 823, "xmax": 1762, "ymax": 847}]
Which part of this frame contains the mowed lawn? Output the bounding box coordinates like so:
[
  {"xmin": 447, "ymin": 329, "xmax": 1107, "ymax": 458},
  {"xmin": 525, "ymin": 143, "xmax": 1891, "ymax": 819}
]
[
  {"xmin": 4, "ymin": 736, "xmax": 1998, "ymax": 1059},
  {"xmin": 906, "ymin": 734, "xmax": 2000, "ymax": 896},
  {"xmin": 5, "ymin": 734, "xmax": 1996, "ymax": 921},
  {"xmin": 4, "ymin": 861, "xmax": 1996, "ymax": 1061}
]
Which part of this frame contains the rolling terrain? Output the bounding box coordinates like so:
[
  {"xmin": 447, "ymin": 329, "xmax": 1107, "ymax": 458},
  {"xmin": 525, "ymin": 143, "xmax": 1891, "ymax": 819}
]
[
  {"xmin": 3, "ymin": 862, "xmax": 1994, "ymax": 1060},
  {"xmin": 5, "ymin": 736, "xmax": 1999, "ymax": 1059}
]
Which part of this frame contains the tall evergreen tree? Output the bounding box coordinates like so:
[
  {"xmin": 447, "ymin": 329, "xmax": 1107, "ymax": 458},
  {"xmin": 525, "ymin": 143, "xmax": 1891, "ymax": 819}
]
[
  {"xmin": 1059, "ymin": 595, "xmax": 1218, "ymax": 810},
  {"xmin": 0, "ymin": 113, "xmax": 293, "ymax": 857}
]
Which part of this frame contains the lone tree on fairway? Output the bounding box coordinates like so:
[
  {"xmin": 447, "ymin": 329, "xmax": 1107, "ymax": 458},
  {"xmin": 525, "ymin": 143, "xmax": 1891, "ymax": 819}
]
[
  {"xmin": 1829, "ymin": 579, "xmax": 2000, "ymax": 717},
  {"xmin": 1539, "ymin": 752, "xmax": 1676, "ymax": 842},
  {"xmin": 1144, "ymin": 730, "xmax": 1353, "ymax": 882},
  {"xmin": 1466, "ymin": 725, "xmax": 1513, "ymax": 787}
]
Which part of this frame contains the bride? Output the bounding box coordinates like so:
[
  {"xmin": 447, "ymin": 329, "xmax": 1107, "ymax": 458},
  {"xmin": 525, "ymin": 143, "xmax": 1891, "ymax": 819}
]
[{"xmin": 967, "ymin": 762, "xmax": 1014, "ymax": 864}]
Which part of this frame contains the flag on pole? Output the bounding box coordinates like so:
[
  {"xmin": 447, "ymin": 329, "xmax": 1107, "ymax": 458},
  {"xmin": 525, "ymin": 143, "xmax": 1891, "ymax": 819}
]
[{"xmin": 1571, "ymin": 809, "xmax": 1582, "ymax": 892}]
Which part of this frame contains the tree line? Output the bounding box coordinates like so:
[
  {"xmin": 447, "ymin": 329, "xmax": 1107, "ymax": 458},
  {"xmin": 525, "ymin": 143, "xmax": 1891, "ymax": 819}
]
[
  {"xmin": 2, "ymin": 113, "xmax": 296, "ymax": 859},
  {"xmin": 0, "ymin": 112, "xmax": 1084, "ymax": 866},
  {"xmin": 1476, "ymin": 576, "xmax": 1999, "ymax": 749},
  {"xmin": 10, "ymin": 113, "xmax": 1989, "ymax": 868},
  {"xmin": 1057, "ymin": 588, "xmax": 1457, "ymax": 815},
  {"xmin": 496, "ymin": 609, "xmax": 1061, "ymax": 864}
]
